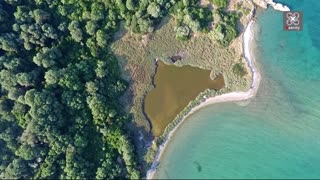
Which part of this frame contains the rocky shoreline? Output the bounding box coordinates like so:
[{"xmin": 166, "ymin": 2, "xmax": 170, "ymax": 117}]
[{"xmin": 253, "ymin": 0, "xmax": 290, "ymax": 11}]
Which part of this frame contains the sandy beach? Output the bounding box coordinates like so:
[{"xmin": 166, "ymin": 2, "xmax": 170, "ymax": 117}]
[{"xmin": 146, "ymin": 20, "xmax": 261, "ymax": 179}]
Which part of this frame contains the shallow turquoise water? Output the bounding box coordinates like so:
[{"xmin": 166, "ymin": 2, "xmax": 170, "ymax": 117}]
[{"xmin": 154, "ymin": 1, "xmax": 320, "ymax": 178}]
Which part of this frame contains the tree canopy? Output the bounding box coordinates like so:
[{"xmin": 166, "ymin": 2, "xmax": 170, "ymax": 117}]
[
  {"xmin": 211, "ymin": 9, "xmax": 239, "ymax": 46},
  {"xmin": 0, "ymin": 0, "xmax": 240, "ymax": 178},
  {"xmin": 0, "ymin": 0, "xmax": 140, "ymax": 178}
]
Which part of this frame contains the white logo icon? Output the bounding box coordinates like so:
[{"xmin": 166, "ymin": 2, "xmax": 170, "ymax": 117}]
[{"xmin": 286, "ymin": 12, "xmax": 300, "ymax": 26}]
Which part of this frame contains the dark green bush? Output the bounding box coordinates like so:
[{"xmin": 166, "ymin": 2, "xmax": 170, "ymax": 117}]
[{"xmin": 233, "ymin": 63, "xmax": 247, "ymax": 77}]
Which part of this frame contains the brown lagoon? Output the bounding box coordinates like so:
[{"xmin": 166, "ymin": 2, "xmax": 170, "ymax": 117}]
[{"xmin": 144, "ymin": 60, "xmax": 224, "ymax": 136}]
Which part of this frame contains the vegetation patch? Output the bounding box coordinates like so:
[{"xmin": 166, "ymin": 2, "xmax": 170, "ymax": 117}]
[
  {"xmin": 233, "ymin": 63, "xmax": 248, "ymax": 77},
  {"xmin": 211, "ymin": 0, "xmax": 228, "ymax": 8},
  {"xmin": 0, "ymin": 0, "xmax": 255, "ymax": 178},
  {"xmin": 0, "ymin": 1, "xmax": 142, "ymax": 179},
  {"xmin": 112, "ymin": 16, "xmax": 251, "ymax": 138},
  {"xmin": 210, "ymin": 9, "xmax": 240, "ymax": 47},
  {"xmin": 235, "ymin": 1, "xmax": 251, "ymax": 16}
]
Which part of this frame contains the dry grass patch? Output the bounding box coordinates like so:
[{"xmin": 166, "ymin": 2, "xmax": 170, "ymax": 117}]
[{"xmin": 111, "ymin": 14, "xmax": 252, "ymax": 135}]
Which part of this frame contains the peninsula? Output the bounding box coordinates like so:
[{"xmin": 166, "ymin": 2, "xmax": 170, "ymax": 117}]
[{"xmin": 146, "ymin": 0, "xmax": 290, "ymax": 179}]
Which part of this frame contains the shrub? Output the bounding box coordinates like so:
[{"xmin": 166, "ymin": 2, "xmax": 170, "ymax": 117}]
[
  {"xmin": 175, "ymin": 25, "xmax": 190, "ymax": 40},
  {"xmin": 232, "ymin": 63, "xmax": 247, "ymax": 77},
  {"xmin": 211, "ymin": 0, "xmax": 228, "ymax": 8},
  {"xmin": 211, "ymin": 11, "xmax": 239, "ymax": 46}
]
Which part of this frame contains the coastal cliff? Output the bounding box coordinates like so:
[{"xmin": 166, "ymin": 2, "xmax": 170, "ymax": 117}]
[{"xmin": 253, "ymin": 0, "xmax": 290, "ymax": 11}]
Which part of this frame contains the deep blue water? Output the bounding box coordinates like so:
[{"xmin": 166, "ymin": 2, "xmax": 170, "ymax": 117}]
[{"xmin": 154, "ymin": 0, "xmax": 320, "ymax": 178}]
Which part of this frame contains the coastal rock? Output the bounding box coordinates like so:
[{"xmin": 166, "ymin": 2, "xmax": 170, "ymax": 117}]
[
  {"xmin": 265, "ymin": 0, "xmax": 276, "ymax": 6},
  {"xmin": 253, "ymin": 0, "xmax": 268, "ymax": 9},
  {"xmin": 169, "ymin": 55, "xmax": 182, "ymax": 63},
  {"xmin": 272, "ymin": 3, "xmax": 290, "ymax": 11},
  {"xmin": 253, "ymin": 0, "xmax": 290, "ymax": 12}
]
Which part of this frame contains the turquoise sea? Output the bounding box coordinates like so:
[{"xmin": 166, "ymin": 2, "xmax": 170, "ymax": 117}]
[{"xmin": 153, "ymin": 0, "xmax": 320, "ymax": 178}]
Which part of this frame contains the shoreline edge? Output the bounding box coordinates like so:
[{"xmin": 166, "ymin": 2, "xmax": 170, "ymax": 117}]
[{"xmin": 146, "ymin": 20, "xmax": 261, "ymax": 179}]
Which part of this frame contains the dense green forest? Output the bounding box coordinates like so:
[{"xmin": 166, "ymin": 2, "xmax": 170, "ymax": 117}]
[
  {"xmin": 0, "ymin": 0, "xmax": 238, "ymax": 178},
  {"xmin": 0, "ymin": 0, "xmax": 141, "ymax": 178}
]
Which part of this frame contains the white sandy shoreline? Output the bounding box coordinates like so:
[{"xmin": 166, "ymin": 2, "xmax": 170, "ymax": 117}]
[{"xmin": 146, "ymin": 20, "xmax": 261, "ymax": 179}]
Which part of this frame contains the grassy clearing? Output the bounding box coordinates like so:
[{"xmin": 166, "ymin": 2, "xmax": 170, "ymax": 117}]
[
  {"xmin": 111, "ymin": 0, "xmax": 254, "ymax": 137},
  {"xmin": 111, "ymin": 15, "xmax": 251, "ymax": 133},
  {"xmin": 148, "ymin": 17, "xmax": 251, "ymax": 91}
]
